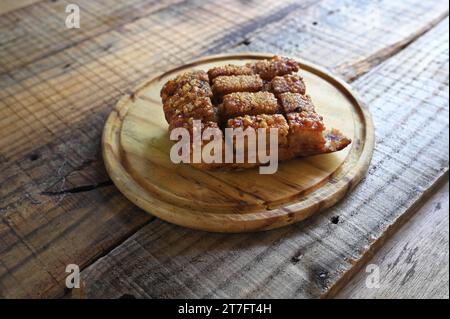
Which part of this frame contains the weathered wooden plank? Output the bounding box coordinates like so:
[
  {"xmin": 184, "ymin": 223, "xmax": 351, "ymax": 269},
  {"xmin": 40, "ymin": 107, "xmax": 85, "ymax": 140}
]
[
  {"xmin": 75, "ymin": 18, "xmax": 449, "ymax": 299},
  {"xmin": 0, "ymin": 0, "xmax": 41, "ymax": 15},
  {"xmin": 229, "ymin": 0, "xmax": 449, "ymax": 80},
  {"xmin": 0, "ymin": 120, "xmax": 152, "ymax": 298},
  {"xmin": 0, "ymin": 0, "xmax": 187, "ymax": 73},
  {"xmin": 0, "ymin": 0, "xmax": 448, "ymax": 298},
  {"xmin": 337, "ymin": 181, "xmax": 449, "ymax": 299}
]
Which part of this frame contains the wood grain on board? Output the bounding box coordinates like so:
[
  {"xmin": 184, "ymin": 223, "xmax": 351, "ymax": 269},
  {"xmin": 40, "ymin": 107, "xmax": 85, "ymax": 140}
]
[
  {"xmin": 77, "ymin": 18, "xmax": 449, "ymax": 298},
  {"xmin": 0, "ymin": 0, "xmax": 448, "ymax": 298},
  {"xmin": 337, "ymin": 182, "xmax": 449, "ymax": 299}
]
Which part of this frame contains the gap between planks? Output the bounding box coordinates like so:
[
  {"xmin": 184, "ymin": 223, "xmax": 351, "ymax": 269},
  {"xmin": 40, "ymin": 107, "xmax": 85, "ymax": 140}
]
[
  {"xmin": 325, "ymin": 171, "xmax": 449, "ymax": 298},
  {"xmin": 336, "ymin": 179, "xmax": 449, "ymax": 298},
  {"xmin": 334, "ymin": 11, "xmax": 449, "ymax": 81}
]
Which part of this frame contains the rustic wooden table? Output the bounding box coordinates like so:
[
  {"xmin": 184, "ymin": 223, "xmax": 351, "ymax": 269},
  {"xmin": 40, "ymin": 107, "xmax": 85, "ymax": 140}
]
[{"xmin": 0, "ymin": 0, "xmax": 448, "ymax": 299}]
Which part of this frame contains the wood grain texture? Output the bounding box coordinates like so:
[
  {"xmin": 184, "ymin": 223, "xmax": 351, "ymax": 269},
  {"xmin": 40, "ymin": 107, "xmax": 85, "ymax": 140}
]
[
  {"xmin": 337, "ymin": 181, "xmax": 449, "ymax": 299},
  {"xmin": 75, "ymin": 18, "xmax": 449, "ymax": 298},
  {"xmin": 0, "ymin": 0, "xmax": 187, "ymax": 73},
  {"xmin": 230, "ymin": 0, "xmax": 449, "ymax": 79},
  {"xmin": 103, "ymin": 54, "xmax": 374, "ymax": 232},
  {"xmin": 1, "ymin": 0, "xmax": 447, "ymax": 163},
  {"xmin": 0, "ymin": 0, "xmax": 41, "ymax": 15},
  {"xmin": 0, "ymin": 0, "xmax": 448, "ymax": 298}
]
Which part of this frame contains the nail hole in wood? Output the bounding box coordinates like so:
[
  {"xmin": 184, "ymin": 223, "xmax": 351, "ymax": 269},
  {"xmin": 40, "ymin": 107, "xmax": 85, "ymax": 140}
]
[
  {"xmin": 318, "ymin": 271, "xmax": 328, "ymax": 280},
  {"xmin": 29, "ymin": 153, "xmax": 40, "ymax": 161},
  {"xmin": 330, "ymin": 215, "xmax": 340, "ymax": 224},
  {"xmin": 103, "ymin": 43, "xmax": 113, "ymax": 52},
  {"xmin": 291, "ymin": 253, "xmax": 303, "ymax": 264}
]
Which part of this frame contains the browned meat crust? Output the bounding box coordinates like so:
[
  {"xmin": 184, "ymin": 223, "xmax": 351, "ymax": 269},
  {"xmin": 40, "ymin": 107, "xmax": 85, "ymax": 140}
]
[
  {"xmin": 227, "ymin": 114, "xmax": 289, "ymax": 146},
  {"xmin": 226, "ymin": 114, "xmax": 289, "ymax": 168},
  {"xmin": 169, "ymin": 116, "xmax": 224, "ymax": 169},
  {"xmin": 161, "ymin": 70, "xmax": 215, "ymax": 124},
  {"xmin": 212, "ymin": 75, "xmax": 263, "ymax": 95},
  {"xmin": 323, "ymin": 128, "xmax": 352, "ymax": 153},
  {"xmin": 160, "ymin": 71, "xmax": 210, "ymax": 104},
  {"xmin": 168, "ymin": 114, "xmax": 220, "ymax": 134},
  {"xmin": 271, "ymin": 74, "xmax": 306, "ymax": 95},
  {"xmin": 164, "ymin": 95, "xmax": 217, "ymax": 123},
  {"xmin": 250, "ymin": 56, "xmax": 300, "ymax": 80},
  {"xmin": 285, "ymin": 111, "xmax": 326, "ymax": 156},
  {"xmin": 222, "ymin": 92, "xmax": 278, "ymax": 119},
  {"xmin": 278, "ymin": 93, "xmax": 315, "ymax": 114},
  {"xmin": 208, "ymin": 64, "xmax": 254, "ymax": 81}
]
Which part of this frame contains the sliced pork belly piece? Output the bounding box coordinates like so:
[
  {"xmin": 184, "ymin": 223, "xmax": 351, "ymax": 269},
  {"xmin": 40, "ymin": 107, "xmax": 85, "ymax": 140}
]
[
  {"xmin": 285, "ymin": 111, "xmax": 327, "ymax": 156},
  {"xmin": 323, "ymin": 129, "xmax": 352, "ymax": 153},
  {"xmin": 221, "ymin": 92, "xmax": 278, "ymax": 119},
  {"xmin": 161, "ymin": 70, "xmax": 216, "ymax": 123},
  {"xmin": 163, "ymin": 95, "xmax": 217, "ymax": 123},
  {"xmin": 227, "ymin": 114, "xmax": 289, "ymax": 146},
  {"xmin": 208, "ymin": 64, "xmax": 254, "ymax": 81},
  {"xmin": 271, "ymin": 74, "xmax": 306, "ymax": 95},
  {"xmin": 160, "ymin": 70, "xmax": 211, "ymax": 104},
  {"xmin": 250, "ymin": 56, "xmax": 300, "ymax": 80},
  {"xmin": 212, "ymin": 75, "xmax": 263, "ymax": 95},
  {"xmin": 278, "ymin": 93, "xmax": 315, "ymax": 114},
  {"xmin": 286, "ymin": 112, "xmax": 352, "ymax": 157},
  {"xmin": 168, "ymin": 115, "xmax": 220, "ymax": 136},
  {"xmin": 226, "ymin": 114, "xmax": 289, "ymax": 168},
  {"xmin": 169, "ymin": 116, "xmax": 224, "ymax": 169}
]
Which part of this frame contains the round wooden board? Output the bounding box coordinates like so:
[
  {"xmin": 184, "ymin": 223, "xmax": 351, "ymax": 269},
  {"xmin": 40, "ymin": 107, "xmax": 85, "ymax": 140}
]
[{"xmin": 102, "ymin": 53, "xmax": 375, "ymax": 233}]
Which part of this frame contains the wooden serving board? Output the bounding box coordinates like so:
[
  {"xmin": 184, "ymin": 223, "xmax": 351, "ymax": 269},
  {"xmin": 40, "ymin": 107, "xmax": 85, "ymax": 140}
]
[{"xmin": 102, "ymin": 53, "xmax": 374, "ymax": 232}]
